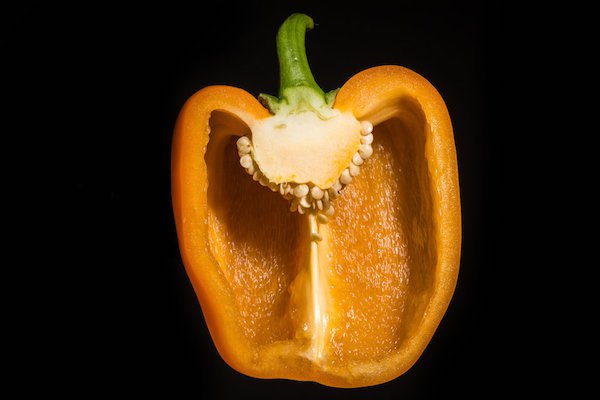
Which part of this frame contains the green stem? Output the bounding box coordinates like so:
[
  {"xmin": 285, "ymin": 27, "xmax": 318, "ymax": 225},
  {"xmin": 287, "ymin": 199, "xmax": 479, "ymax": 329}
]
[
  {"xmin": 276, "ymin": 14, "xmax": 324, "ymax": 98},
  {"xmin": 259, "ymin": 13, "xmax": 338, "ymax": 117}
]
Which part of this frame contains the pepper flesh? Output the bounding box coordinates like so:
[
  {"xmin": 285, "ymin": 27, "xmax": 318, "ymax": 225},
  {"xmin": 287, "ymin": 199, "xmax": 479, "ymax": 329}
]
[{"xmin": 171, "ymin": 15, "xmax": 460, "ymax": 388}]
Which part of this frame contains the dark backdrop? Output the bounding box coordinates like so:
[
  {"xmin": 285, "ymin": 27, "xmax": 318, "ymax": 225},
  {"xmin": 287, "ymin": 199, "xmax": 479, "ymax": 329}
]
[{"xmin": 4, "ymin": 1, "xmax": 502, "ymax": 398}]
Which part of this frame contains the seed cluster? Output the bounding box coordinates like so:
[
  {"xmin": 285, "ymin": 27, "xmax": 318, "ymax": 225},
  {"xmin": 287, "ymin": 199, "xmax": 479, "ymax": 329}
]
[{"xmin": 236, "ymin": 120, "xmax": 374, "ymax": 218}]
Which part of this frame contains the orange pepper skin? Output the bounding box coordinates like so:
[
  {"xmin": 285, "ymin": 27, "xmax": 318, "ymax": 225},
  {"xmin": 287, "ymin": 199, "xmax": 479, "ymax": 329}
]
[{"xmin": 172, "ymin": 86, "xmax": 270, "ymax": 371}]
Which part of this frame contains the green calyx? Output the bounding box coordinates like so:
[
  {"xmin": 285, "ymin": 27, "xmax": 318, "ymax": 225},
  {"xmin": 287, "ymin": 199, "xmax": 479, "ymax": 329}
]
[{"xmin": 259, "ymin": 13, "xmax": 339, "ymax": 118}]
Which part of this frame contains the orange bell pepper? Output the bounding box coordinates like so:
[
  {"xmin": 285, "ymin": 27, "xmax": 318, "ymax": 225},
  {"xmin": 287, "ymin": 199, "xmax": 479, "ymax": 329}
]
[{"xmin": 172, "ymin": 13, "xmax": 460, "ymax": 388}]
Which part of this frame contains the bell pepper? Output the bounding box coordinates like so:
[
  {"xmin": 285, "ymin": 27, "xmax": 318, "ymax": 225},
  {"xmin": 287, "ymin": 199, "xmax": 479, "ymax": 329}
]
[{"xmin": 172, "ymin": 13, "xmax": 460, "ymax": 388}]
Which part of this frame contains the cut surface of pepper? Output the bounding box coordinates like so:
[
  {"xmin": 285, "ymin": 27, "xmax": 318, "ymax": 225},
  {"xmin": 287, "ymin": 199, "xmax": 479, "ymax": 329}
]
[{"xmin": 172, "ymin": 13, "xmax": 461, "ymax": 388}]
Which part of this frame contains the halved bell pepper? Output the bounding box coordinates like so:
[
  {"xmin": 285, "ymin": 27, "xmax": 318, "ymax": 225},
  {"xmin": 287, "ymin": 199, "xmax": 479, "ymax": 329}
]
[{"xmin": 171, "ymin": 13, "xmax": 461, "ymax": 388}]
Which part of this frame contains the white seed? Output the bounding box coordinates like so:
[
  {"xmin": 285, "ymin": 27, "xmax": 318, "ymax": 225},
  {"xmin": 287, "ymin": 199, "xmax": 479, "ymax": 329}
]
[
  {"xmin": 245, "ymin": 164, "xmax": 255, "ymax": 175},
  {"xmin": 268, "ymin": 182, "xmax": 278, "ymax": 192},
  {"xmin": 311, "ymin": 232, "xmax": 323, "ymax": 242},
  {"xmin": 290, "ymin": 199, "xmax": 298, "ymax": 212},
  {"xmin": 236, "ymin": 141, "xmax": 251, "ymax": 154},
  {"xmin": 360, "ymin": 133, "xmax": 373, "ymax": 145},
  {"xmin": 360, "ymin": 121, "xmax": 373, "ymax": 135},
  {"xmin": 349, "ymin": 163, "xmax": 360, "ymax": 177},
  {"xmin": 322, "ymin": 190, "xmax": 329, "ymax": 201},
  {"xmin": 253, "ymin": 171, "xmax": 261, "ymax": 181},
  {"xmin": 325, "ymin": 205, "xmax": 335, "ymax": 216},
  {"xmin": 340, "ymin": 169, "xmax": 352, "ymax": 185},
  {"xmin": 294, "ymin": 184, "xmax": 309, "ymax": 198},
  {"xmin": 299, "ymin": 196, "xmax": 311, "ymax": 209},
  {"xmin": 316, "ymin": 199, "xmax": 323, "ymax": 210},
  {"xmin": 240, "ymin": 155, "xmax": 253, "ymax": 169},
  {"xmin": 317, "ymin": 213, "xmax": 329, "ymax": 224},
  {"xmin": 332, "ymin": 180, "xmax": 342, "ymax": 192},
  {"xmin": 237, "ymin": 136, "xmax": 251, "ymax": 148},
  {"xmin": 237, "ymin": 147, "xmax": 250, "ymax": 155},
  {"xmin": 352, "ymin": 153, "xmax": 364, "ymax": 166},
  {"xmin": 358, "ymin": 144, "xmax": 373, "ymax": 159},
  {"xmin": 311, "ymin": 186, "xmax": 324, "ymax": 200},
  {"xmin": 279, "ymin": 183, "xmax": 287, "ymax": 195},
  {"xmin": 297, "ymin": 205, "xmax": 305, "ymax": 214},
  {"xmin": 259, "ymin": 175, "xmax": 269, "ymax": 186}
]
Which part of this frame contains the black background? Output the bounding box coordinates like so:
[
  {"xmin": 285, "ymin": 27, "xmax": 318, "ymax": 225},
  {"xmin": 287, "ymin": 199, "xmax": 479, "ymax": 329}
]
[{"xmin": 5, "ymin": 1, "xmax": 503, "ymax": 398}]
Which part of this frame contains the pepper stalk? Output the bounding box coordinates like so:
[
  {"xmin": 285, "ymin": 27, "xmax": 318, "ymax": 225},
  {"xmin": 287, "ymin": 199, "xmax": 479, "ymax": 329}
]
[{"xmin": 259, "ymin": 13, "xmax": 338, "ymax": 117}]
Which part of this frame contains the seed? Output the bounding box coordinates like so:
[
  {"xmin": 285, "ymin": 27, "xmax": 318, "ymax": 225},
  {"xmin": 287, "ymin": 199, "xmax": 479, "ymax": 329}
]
[
  {"xmin": 299, "ymin": 196, "xmax": 311, "ymax": 209},
  {"xmin": 352, "ymin": 153, "xmax": 364, "ymax": 166},
  {"xmin": 237, "ymin": 147, "xmax": 249, "ymax": 155},
  {"xmin": 236, "ymin": 140, "xmax": 251, "ymax": 154},
  {"xmin": 322, "ymin": 195, "xmax": 330, "ymax": 210},
  {"xmin": 297, "ymin": 205, "xmax": 305, "ymax": 214},
  {"xmin": 238, "ymin": 148, "xmax": 250, "ymax": 157},
  {"xmin": 311, "ymin": 232, "xmax": 323, "ymax": 242},
  {"xmin": 237, "ymin": 136, "xmax": 251, "ymax": 148},
  {"xmin": 268, "ymin": 182, "xmax": 278, "ymax": 192},
  {"xmin": 358, "ymin": 144, "xmax": 373, "ymax": 159},
  {"xmin": 360, "ymin": 121, "xmax": 373, "ymax": 135},
  {"xmin": 316, "ymin": 199, "xmax": 323, "ymax": 210},
  {"xmin": 328, "ymin": 187, "xmax": 339, "ymax": 200},
  {"xmin": 259, "ymin": 175, "xmax": 269, "ymax": 186},
  {"xmin": 340, "ymin": 169, "xmax": 352, "ymax": 185},
  {"xmin": 349, "ymin": 163, "xmax": 360, "ymax": 177},
  {"xmin": 325, "ymin": 205, "xmax": 335, "ymax": 216},
  {"xmin": 253, "ymin": 171, "xmax": 261, "ymax": 181},
  {"xmin": 332, "ymin": 180, "xmax": 342, "ymax": 192},
  {"xmin": 360, "ymin": 133, "xmax": 373, "ymax": 145},
  {"xmin": 240, "ymin": 155, "xmax": 253, "ymax": 169},
  {"xmin": 245, "ymin": 164, "xmax": 255, "ymax": 175},
  {"xmin": 311, "ymin": 186, "xmax": 324, "ymax": 200},
  {"xmin": 283, "ymin": 193, "xmax": 294, "ymax": 200},
  {"xmin": 322, "ymin": 190, "xmax": 329, "ymax": 201},
  {"xmin": 317, "ymin": 213, "xmax": 329, "ymax": 224},
  {"xmin": 290, "ymin": 199, "xmax": 298, "ymax": 212},
  {"xmin": 294, "ymin": 184, "xmax": 309, "ymax": 198}
]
